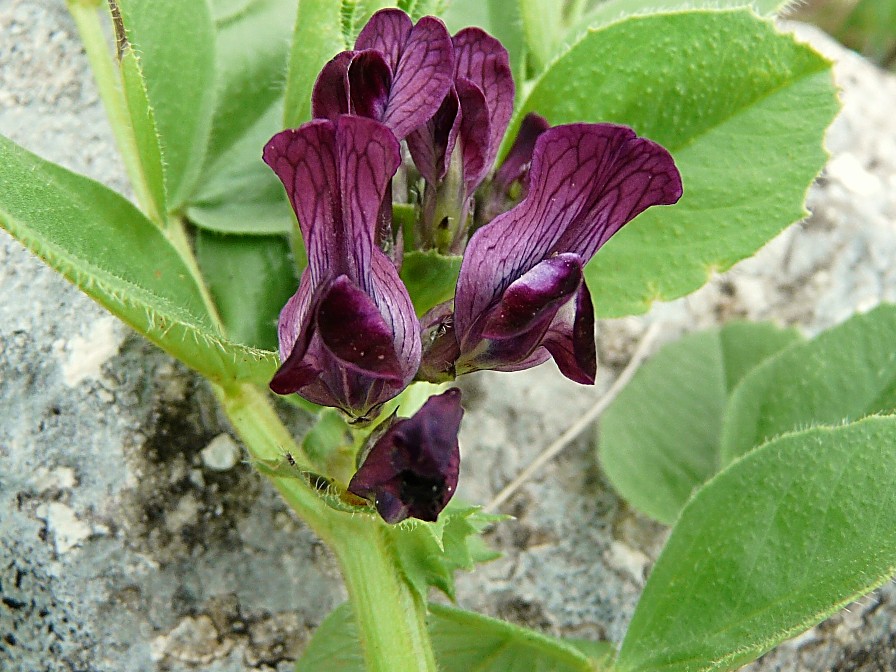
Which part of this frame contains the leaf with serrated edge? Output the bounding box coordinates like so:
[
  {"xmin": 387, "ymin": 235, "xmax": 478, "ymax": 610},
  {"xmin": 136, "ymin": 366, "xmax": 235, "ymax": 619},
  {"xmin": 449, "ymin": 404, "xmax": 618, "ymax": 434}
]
[
  {"xmin": 0, "ymin": 135, "xmax": 276, "ymax": 384},
  {"xmin": 506, "ymin": 10, "xmax": 837, "ymax": 318},
  {"xmin": 721, "ymin": 304, "xmax": 896, "ymax": 464},
  {"xmin": 618, "ymin": 416, "xmax": 896, "ymax": 672},
  {"xmin": 600, "ymin": 322, "xmax": 802, "ymax": 524},
  {"xmin": 296, "ymin": 602, "xmax": 601, "ymax": 671}
]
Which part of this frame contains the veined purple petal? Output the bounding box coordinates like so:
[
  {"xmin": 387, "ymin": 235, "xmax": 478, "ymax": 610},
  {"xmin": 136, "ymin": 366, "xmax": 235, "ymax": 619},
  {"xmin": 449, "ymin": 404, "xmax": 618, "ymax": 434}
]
[
  {"xmin": 270, "ymin": 273, "xmax": 325, "ymax": 395},
  {"xmin": 452, "ymin": 27, "xmax": 514, "ymax": 172},
  {"xmin": 317, "ymin": 275, "xmax": 404, "ymax": 381},
  {"xmin": 455, "ymin": 123, "xmax": 682, "ymax": 341},
  {"xmin": 541, "ymin": 282, "xmax": 596, "ymax": 385},
  {"xmin": 379, "ymin": 15, "xmax": 454, "ymax": 139},
  {"xmin": 263, "ymin": 117, "xmax": 400, "ymax": 288},
  {"xmin": 493, "ymin": 112, "xmax": 550, "ymax": 194},
  {"xmin": 367, "ymin": 251, "xmax": 422, "ymax": 383},
  {"xmin": 481, "ymin": 253, "xmax": 582, "ymax": 340},
  {"xmin": 311, "ymin": 51, "xmax": 353, "ymax": 120},
  {"xmin": 348, "ymin": 388, "xmax": 463, "ymax": 523},
  {"xmin": 354, "ymin": 8, "xmax": 413, "ymax": 71},
  {"xmin": 348, "ymin": 50, "xmax": 392, "ymax": 120},
  {"xmin": 418, "ymin": 302, "xmax": 460, "ymax": 383}
]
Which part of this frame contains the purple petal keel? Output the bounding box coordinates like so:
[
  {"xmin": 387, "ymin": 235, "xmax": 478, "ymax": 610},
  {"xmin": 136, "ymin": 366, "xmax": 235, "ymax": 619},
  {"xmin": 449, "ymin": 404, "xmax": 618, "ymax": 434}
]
[
  {"xmin": 454, "ymin": 78, "xmax": 490, "ymax": 194},
  {"xmin": 481, "ymin": 253, "xmax": 583, "ymax": 340},
  {"xmin": 348, "ymin": 389, "xmax": 464, "ymax": 523},
  {"xmin": 452, "ymin": 27, "xmax": 514, "ymax": 172},
  {"xmin": 406, "ymin": 87, "xmax": 461, "ymax": 186},
  {"xmin": 541, "ymin": 282, "xmax": 596, "ymax": 385},
  {"xmin": 317, "ymin": 275, "xmax": 404, "ymax": 381}
]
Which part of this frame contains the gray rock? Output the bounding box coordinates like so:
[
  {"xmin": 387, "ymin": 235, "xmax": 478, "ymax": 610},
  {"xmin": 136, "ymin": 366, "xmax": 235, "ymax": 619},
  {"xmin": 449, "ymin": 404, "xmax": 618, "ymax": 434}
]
[{"xmin": 1, "ymin": 3, "xmax": 895, "ymax": 671}]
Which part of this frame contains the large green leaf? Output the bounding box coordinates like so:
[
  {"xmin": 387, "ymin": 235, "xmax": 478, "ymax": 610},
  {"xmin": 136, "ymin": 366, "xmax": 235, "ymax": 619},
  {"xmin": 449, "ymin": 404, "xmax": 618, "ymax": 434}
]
[
  {"xmin": 188, "ymin": 103, "xmax": 294, "ymax": 235},
  {"xmin": 117, "ymin": 0, "xmax": 217, "ymax": 210},
  {"xmin": 296, "ymin": 602, "xmax": 604, "ymax": 672},
  {"xmin": 599, "ymin": 322, "xmax": 801, "ymax": 524},
  {"xmin": 205, "ymin": 0, "xmax": 295, "ymax": 167},
  {"xmin": 617, "ymin": 417, "xmax": 896, "ymax": 672},
  {"xmin": 0, "ymin": 135, "xmax": 277, "ymax": 384},
  {"xmin": 720, "ymin": 304, "xmax": 896, "ymax": 464},
  {"xmin": 509, "ymin": 10, "xmax": 837, "ymax": 318},
  {"xmin": 195, "ymin": 230, "xmax": 297, "ymax": 350}
]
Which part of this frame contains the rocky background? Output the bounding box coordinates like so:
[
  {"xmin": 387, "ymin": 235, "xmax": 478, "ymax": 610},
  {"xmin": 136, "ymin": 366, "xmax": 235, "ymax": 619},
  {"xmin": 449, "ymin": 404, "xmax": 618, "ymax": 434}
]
[{"xmin": 1, "ymin": 1, "xmax": 895, "ymax": 670}]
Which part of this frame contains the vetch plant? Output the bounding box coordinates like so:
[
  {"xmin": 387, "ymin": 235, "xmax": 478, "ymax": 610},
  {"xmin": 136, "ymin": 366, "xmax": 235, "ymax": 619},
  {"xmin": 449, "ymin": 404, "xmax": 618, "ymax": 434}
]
[{"xmin": 3, "ymin": 0, "xmax": 894, "ymax": 671}]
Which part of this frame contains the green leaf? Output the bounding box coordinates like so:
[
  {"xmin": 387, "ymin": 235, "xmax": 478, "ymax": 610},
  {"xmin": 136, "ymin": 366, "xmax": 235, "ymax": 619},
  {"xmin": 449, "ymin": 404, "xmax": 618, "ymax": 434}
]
[
  {"xmin": 297, "ymin": 602, "xmax": 602, "ymax": 672},
  {"xmin": 119, "ymin": 45, "xmax": 167, "ymax": 222},
  {"xmin": 301, "ymin": 407, "xmax": 355, "ymax": 481},
  {"xmin": 439, "ymin": 0, "xmax": 492, "ymax": 32},
  {"xmin": 599, "ymin": 322, "xmax": 801, "ymax": 524},
  {"xmin": 191, "ymin": 0, "xmax": 296, "ymax": 235},
  {"xmin": 0, "ymin": 135, "xmax": 277, "ymax": 384},
  {"xmin": 117, "ymin": 0, "xmax": 217, "ymax": 210},
  {"xmin": 194, "ymin": 230, "xmax": 297, "ymax": 350},
  {"xmin": 188, "ymin": 103, "xmax": 294, "ymax": 234},
  {"xmin": 519, "ymin": 0, "xmax": 565, "ymax": 73},
  {"xmin": 205, "ymin": 0, "xmax": 295, "ymax": 167},
  {"xmin": 387, "ymin": 505, "xmax": 503, "ymax": 600},
  {"xmin": 400, "ymin": 250, "xmax": 462, "ymax": 316},
  {"xmin": 283, "ymin": 0, "xmax": 348, "ymax": 128},
  {"xmin": 508, "ymin": 10, "xmax": 837, "ymax": 318},
  {"xmin": 618, "ymin": 416, "xmax": 896, "ymax": 672},
  {"xmin": 720, "ymin": 304, "xmax": 896, "ymax": 464},
  {"xmin": 487, "ymin": 0, "xmax": 527, "ymax": 85}
]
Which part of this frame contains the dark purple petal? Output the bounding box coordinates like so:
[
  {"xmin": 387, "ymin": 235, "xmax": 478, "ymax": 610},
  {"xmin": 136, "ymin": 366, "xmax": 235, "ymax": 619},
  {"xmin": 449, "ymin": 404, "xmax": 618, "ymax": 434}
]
[
  {"xmin": 317, "ymin": 275, "xmax": 404, "ymax": 381},
  {"xmin": 455, "ymin": 78, "xmax": 490, "ymax": 194},
  {"xmin": 481, "ymin": 253, "xmax": 582, "ymax": 340},
  {"xmin": 348, "ymin": 388, "xmax": 464, "ymax": 523},
  {"xmin": 367, "ymin": 251, "xmax": 422, "ymax": 382},
  {"xmin": 380, "ymin": 16, "xmax": 454, "ymax": 139},
  {"xmin": 452, "ymin": 27, "xmax": 514, "ymax": 172},
  {"xmin": 406, "ymin": 87, "xmax": 461, "ymax": 186},
  {"xmin": 311, "ymin": 51, "xmax": 353, "ymax": 120},
  {"xmin": 263, "ymin": 117, "xmax": 400, "ymax": 287},
  {"xmin": 541, "ymin": 281, "xmax": 596, "ymax": 384},
  {"xmin": 454, "ymin": 123, "xmax": 682, "ymax": 341},
  {"xmin": 348, "ymin": 50, "xmax": 393, "ymax": 120},
  {"xmin": 354, "ymin": 8, "xmax": 413, "ymax": 71},
  {"xmin": 270, "ymin": 272, "xmax": 325, "ymax": 395},
  {"xmin": 493, "ymin": 112, "xmax": 550, "ymax": 193}
]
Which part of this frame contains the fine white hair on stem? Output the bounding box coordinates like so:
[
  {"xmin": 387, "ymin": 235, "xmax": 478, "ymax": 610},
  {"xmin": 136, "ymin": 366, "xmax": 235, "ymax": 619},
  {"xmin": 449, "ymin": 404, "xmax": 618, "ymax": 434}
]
[{"xmin": 484, "ymin": 321, "xmax": 663, "ymax": 513}]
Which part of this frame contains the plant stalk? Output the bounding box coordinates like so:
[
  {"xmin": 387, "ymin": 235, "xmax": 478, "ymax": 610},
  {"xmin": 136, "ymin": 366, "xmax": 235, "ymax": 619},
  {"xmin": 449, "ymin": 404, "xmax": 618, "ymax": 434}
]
[{"xmin": 216, "ymin": 383, "xmax": 438, "ymax": 672}]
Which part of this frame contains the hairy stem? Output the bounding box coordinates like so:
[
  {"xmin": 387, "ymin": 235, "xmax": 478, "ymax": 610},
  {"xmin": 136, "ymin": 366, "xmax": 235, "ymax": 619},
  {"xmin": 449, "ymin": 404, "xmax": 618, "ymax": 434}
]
[
  {"xmin": 216, "ymin": 383, "xmax": 438, "ymax": 672},
  {"xmin": 67, "ymin": 0, "xmax": 164, "ymax": 227}
]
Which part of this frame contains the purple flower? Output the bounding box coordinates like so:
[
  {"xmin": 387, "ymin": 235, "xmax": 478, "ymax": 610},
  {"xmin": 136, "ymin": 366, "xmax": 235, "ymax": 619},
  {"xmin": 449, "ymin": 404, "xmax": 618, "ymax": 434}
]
[
  {"xmin": 406, "ymin": 27, "xmax": 514, "ymax": 250},
  {"xmin": 312, "ymin": 9, "xmax": 454, "ymax": 141},
  {"xmin": 420, "ymin": 123, "xmax": 683, "ymax": 384},
  {"xmin": 263, "ymin": 115, "xmax": 421, "ymax": 419},
  {"xmin": 348, "ymin": 388, "xmax": 464, "ymax": 523}
]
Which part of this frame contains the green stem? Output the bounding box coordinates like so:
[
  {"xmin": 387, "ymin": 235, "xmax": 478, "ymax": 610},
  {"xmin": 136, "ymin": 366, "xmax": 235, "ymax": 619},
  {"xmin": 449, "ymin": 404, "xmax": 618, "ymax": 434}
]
[
  {"xmin": 168, "ymin": 215, "xmax": 226, "ymax": 333},
  {"xmin": 67, "ymin": 0, "xmax": 164, "ymax": 227},
  {"xmin": 215, "ymin": 383, "xmax": 438, "ymax": 672}
]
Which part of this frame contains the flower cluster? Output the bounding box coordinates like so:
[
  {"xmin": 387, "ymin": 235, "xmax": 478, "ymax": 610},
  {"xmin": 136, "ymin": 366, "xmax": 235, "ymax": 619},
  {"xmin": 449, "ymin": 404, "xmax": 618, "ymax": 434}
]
[{"xmin": 264, "ymin": 9, "xmax": 682, "ymax": 523}]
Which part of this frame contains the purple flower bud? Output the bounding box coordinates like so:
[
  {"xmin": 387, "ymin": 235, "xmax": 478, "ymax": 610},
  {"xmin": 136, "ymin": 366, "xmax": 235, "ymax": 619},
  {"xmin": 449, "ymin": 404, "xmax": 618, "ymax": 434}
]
[
  {"xmin": 263, "ymin": 116, "xmax": 421, "ymax": 418},
  {"xmin": 312, "ymin": 9, "xmax": 454, "ymax": 141},
  {"xmin": 348, "ymin": 389, "xmax": 463, "ymax": 524},
  {"xmin": 421, "ymin": 123, "xmax": 683, "ymax": 384}
]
